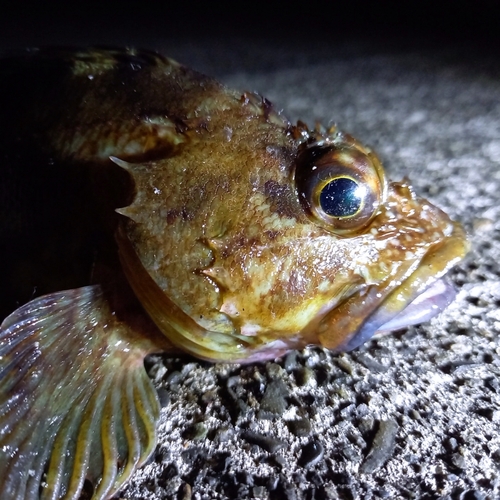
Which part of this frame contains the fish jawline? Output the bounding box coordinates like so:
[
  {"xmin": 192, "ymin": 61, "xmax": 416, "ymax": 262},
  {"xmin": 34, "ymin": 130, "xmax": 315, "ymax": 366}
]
[
  {"xmin": 337, "ymin": 221, "xmax": 469, "ymax": 351},
  {"xmin": 374, "ymin": 278, "xmax": 456, "ymax": 335},
  {"xmin": 342, "ymin": 278, "xmax": 456, "ymax": 351}
]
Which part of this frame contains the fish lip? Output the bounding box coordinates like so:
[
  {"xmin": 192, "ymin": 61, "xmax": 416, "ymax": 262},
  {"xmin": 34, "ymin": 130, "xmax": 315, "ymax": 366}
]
[
  {"xmin": 374, "ymin": 278, "xmax": 457, "ymax": 335},
  {"xmin": 331, "ymin": 220, "xmax": 470, "ymax": 352},
  {"xmin": 339, "ymin": 278, "xmax": 457, "ymax": 351}
]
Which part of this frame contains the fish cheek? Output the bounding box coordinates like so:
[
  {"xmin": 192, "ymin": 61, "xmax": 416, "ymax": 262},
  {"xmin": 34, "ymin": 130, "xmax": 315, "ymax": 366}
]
[{"xmin": 204, "ymin": 232, "xmax": 358, "ymax": 343}]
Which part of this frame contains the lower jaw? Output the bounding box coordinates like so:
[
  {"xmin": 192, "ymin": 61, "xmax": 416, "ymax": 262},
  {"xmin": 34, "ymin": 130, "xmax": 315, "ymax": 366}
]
[
  {"xmin": 322, "ymin": 221, "xmax": 469, "ymax": 352},
  {"xmin": 339, "ymin": 277, "xmax": 457, "ymax": 351}
]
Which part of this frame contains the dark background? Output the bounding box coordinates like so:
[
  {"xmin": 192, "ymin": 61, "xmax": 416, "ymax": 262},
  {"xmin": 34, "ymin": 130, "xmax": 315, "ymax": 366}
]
[{"xmin": 1, "ymin": 1, "xmax": 499, "ymax": 54}]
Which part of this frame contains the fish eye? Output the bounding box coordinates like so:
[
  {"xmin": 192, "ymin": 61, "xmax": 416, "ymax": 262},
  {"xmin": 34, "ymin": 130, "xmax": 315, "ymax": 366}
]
[{"xmin": 295, "ymin": 143, "xmax": 386, "ymax": 234}]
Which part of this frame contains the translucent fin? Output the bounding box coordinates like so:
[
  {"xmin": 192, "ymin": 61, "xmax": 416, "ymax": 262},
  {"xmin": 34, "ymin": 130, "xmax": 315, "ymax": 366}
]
[{"xmin": 0, "ymin": 285, "xmax": 160, "ymax": 500}]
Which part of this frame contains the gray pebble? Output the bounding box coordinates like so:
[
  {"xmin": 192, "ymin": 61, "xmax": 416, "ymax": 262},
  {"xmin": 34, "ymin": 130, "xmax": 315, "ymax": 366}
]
[
  {"xmin": 460, "ymin": 491, "xmax": 486, "ymax": 500},
  {"xmin": 214, "ymin": 426, "xmax": 234, "ymax": 443},
  {"xmin": 156, "ymin": 387, "xmax": 170, "ymax": 407},
  {"xmin": 336, "ymin": 356, "xmax": 355, "ymax": 375},
  {"xmin": 185, "ymin": 422, "xmax": 208, "ymax": 441},
  {"xmin": 279, "ymin": 478, "xmax": 298, "ymax": 500},
  {"xmin": 299, "ymin": 440, "xmax": 324, "ymax": 468},
  {"xmin": 267, "ymin": 475, "xmax": 280, "ymax": 490},
  {"xmin": 266, "ymin": 363, "xmax": 286, "ymax": 378},
  {"xmin": 178, "ymin": 483, "xmax": 192, "ymax": 500},
  {"xmin": 284, "ymin": 350, "xmax": 299, "ymax": 371},
  {"xmin": 258, "ymin": 378, "xmax": 289, "ymax": 417},
  {"xmin": 295, "ymin": 367, "xmax": 316, "ymax": 386},
  {"xmin": 354, "ymin": 352, "xmax": 389, "ymax": 373},
  {"xmin": 445, "ymin": 437, "xmax": 458, "ymax": 452},
  {"xmin": 270, "ymin": 454, "xmax": 287, "ymax": 469},
  {"xmin": 165, "ymin": 370, "xmax": 183, "ymax": 386},
  {"xmin": 287, "ymin": 417, "xmax": 312, "ymax": 437},
  {"xmin": 341, "ymin": 444, "xmax": 361, "ymax": 462},
  {"xmin": 360, "ymin": 419, "xmax": 399, "ymax": 474},
  {"xmin": 451, "ymin": 452, "xmax": 467, "ymax": 469},
  {"xmin": 241, "ymin": 431, "xmax": 287, "ymax": 453},
  {"xmin": 358, "ymin": 417, "xmax": 376, "ymax": 434},
  {"xmin": 252, "ymin": 485, "xmax": 268, "ymax": 498}
]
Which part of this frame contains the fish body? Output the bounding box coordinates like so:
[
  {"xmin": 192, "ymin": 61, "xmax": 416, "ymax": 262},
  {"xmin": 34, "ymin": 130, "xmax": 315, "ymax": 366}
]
[{"xmin": 0, "ymin": 48, "xmax": 468, "ymax": 499}]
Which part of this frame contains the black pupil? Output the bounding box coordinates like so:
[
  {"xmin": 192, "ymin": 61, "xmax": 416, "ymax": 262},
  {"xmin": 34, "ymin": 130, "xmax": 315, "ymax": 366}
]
[{"xmin": 319, "ymin": 177, "xmax": 362, "ymax": 217}]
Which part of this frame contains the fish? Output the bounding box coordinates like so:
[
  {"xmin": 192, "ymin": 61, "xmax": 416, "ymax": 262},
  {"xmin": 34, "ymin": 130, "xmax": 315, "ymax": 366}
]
[{"xmin": 0, "ymin": 47, "xmax": 469, "ymax": 499}]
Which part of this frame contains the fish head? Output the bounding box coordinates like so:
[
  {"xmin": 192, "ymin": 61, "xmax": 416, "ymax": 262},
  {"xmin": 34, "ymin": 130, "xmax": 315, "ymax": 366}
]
[
  {"xmin": 116, "ymin": 98, "xmax": 468, "ymax": 363},
  {"xmin": 292, "ymin": 130, "xmax": 468, "ymax": 353}
]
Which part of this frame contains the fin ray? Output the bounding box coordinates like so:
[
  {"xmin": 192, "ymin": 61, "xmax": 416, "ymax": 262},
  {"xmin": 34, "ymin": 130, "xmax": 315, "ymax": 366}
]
[{"xmin": 0, "ymin": 285, "xmax": 162, "ymax": 499}]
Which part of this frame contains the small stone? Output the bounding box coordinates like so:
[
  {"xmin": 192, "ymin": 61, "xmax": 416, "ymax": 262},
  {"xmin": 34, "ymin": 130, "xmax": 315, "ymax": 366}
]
[
  {"xmin": 445, "ymin": 437, "xmax": 458, "ymax": 452},
  {"xmin": 296, "ymin": 367, "xmax": 317, "ymax": 387},
  {"xmin": 178, "ymin": 482, "xmax": 192, "ymax": 500},
  {"xmin": 156, "ymin": 387, "xmax": 170, "ymax": 407},
  {"xmin": 212, "ymin": 452, "xmax": 232, "ymax": 474},
  {"xmin": 358, "ymin": 417, "xmax": 375, "ymax": 434},
  {"xmin": 284, "ymin": 350, "xmax": 299, "ymax": 371},
  {"xmin": 287, "ymin": 418, "xmax": 312, "ymax": 437},
  {"xmin": 323, "ymin": 484, "xmax": 340, "ymax": 499},
  {"xmin": 279, "ymin": 479, "xmax": 298, "ymax": 500},
  {"xmin": 460, "ymin": 491, "xmax": 486, "ymax": 500},
  {"xmin": 236, "ymin": 485, "xmax": 250, "ymax": 498},
  {"xmin": 214, "ymin": 426, "xmax": 234, "ymax": 443},
  {"xmin": 181, "ymin": 447, "xmax": 208, "ymax": 467},
  {"xmin": 241, "ymin": 431, "xmax": 287, "ymax": 453},
  {"xmin": 266, "ymin": 363, "xmax": 286, "ymax": 378},
  {"xmin": 149, "ymin": 363, "xmax": 167, "ymax": 382},
  {"xmin": 270, "ymin": 454, "xmax": 287, "ymax": 469},
  {"xmin": 226, "ymin": 376, "xmax": 250, "ymax": 417},
  {"xmin": 184, "ymin": 422, "xmax": 208, "ymax": 441},
  {"xmin": 253, "ymin": 485, "xmax": 268, "ymax": 498},
  {"xmin": 355, "ymin": 352, "xmax": 389, "ymax": 372},
  {"xmin": 355, "ymin": 403, "xmax": 369, "ymax": 418},
  {"xmin": 259, "ymin": 379, "xmax": 289, "ymax": 417},
  {"xmin": 336, "ymin": 356, "xmax": 355, "ymax": 375},
  {"xmin": 299, "ymin": 440, "xmax": 324, "ymax": 468},
  {"xmin": 409, "ymin": 409, "xmax": 422, "ymax": 420},
  {"xmin": 165, "ymin": 370, "xmax": 182, "ymax": 386},
  {"xmin": 267, "ymin": 475, "xmax": 280, "ymax": 490},
  {"xmin": 341, "ymin": 444, "xmax": 361, "ymax": 463},
  {"xmin": 157, "ymin": 463, "xmax": 179, "ymax": 487},
  {"xmin": 200, "ymin": 389, "xmax": 218, "ymax": 405},
  {"xmin": 238, "ymin": 470, "xmax": 255, "ymax": 486},
  {"xmin": 360, "ymin": 419, "xmax": 399, "ymax": 474},
  {"xmin": 451, "ymin": 452, "xmax": 466, "ymax": 469}
]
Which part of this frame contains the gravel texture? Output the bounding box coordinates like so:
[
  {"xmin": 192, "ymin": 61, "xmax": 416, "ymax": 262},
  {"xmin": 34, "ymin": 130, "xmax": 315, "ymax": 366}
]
[{"xmin": 113, "ymin": 40, "xmax": 500, "ymax": 499}]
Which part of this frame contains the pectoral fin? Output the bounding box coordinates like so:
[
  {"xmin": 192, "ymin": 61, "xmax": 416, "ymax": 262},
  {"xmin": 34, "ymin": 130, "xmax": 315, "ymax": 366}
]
[{"xmin": 0, "ymin": 285, "xmax": 161, "ymax": 500}]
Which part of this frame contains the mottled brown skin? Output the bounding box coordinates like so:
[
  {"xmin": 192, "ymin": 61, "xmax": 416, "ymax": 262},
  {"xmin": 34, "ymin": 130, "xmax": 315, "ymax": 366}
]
[
  {"xmin": 108, "ymin": 64, "xmax": 466, "ymax": 362},
  {"xmin": 0, "ymin": 48, "xmax": 469, "ymax": 500},
  {"xmin": 0, "ymin": 47, "xmax": 467, "ymax": 362}
]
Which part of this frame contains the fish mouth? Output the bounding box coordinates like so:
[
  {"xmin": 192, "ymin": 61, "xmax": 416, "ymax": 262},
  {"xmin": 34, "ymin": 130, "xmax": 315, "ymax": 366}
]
[
  {"xmin": 340, "ymin": 277, "xmax": 457, "ymax": 351},
  {"xmin": 318, "ymin": 220, "xmax": 469, "ymax": 352}
]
